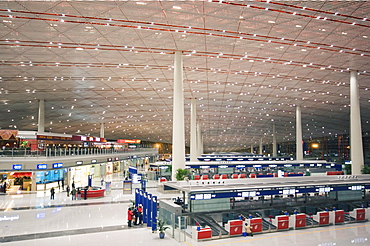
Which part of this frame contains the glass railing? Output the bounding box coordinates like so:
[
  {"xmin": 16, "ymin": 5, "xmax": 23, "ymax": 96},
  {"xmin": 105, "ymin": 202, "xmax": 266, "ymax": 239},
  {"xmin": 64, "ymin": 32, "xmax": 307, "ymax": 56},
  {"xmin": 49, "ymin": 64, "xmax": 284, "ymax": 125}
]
[{"xmin": 0, "ymin": 147, "xmax": 157, "ymax": 158}]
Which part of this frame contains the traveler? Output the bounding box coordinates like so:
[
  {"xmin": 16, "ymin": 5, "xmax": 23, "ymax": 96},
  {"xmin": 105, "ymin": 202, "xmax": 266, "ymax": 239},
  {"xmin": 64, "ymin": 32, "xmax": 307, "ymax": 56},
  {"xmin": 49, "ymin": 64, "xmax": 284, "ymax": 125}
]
[
  {"xmin": 244, "ymin": 223, "xmax": 253, "ymax": 237},
  {"xmin": 50, "ymin": 187, "xmax": 55, "ymax": 200},
  {"xmin": 127, "ymin": 208, "xmax": 133, "ymax": 227},
  {"xmin": 138, "ymin": 205, "xmax": 143, "ymax": 225},
  {"xmin": 71, "ymin": 188, "xmax": 76, "ymax": 200},
  {"xmin": 66, "ymin": 185, "xmax": 70, "ymax": 197}
]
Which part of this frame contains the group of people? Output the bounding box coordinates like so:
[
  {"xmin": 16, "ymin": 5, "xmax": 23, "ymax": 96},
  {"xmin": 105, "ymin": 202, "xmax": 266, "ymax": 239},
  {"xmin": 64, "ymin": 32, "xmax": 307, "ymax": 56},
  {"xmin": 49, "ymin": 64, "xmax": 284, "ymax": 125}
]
[
  {"xmin": 50, "ymin": 181, "xmax": 78, "ymax": 200},
  {"xmin": 127, "ymin": 205, "xmax": 143, "ymax": 227}
]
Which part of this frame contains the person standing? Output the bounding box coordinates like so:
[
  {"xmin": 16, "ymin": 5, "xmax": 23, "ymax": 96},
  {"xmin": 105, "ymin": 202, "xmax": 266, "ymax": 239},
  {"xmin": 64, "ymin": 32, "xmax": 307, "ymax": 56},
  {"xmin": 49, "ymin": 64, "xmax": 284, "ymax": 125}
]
[
  {"xmin": 72, "ymin": 181, "xmax": 75, "ymax": 189},
  {"xmin": 50, "ymin": 187, "xmax": 55, "ymax": 200},
  {"xmin": 71, "ymin": 187, "xmax": 76, "ymax": 200},
  {"xmin": 137, "ymin": 205, "xmax": 143, "ymax": 225},
  {"xmin": 66, "ymin": 185, "xmax": 70, "ymax": 197},
  {"xmin": 127, "ymin": 208, "xmax": 133, "ymax": 227}
]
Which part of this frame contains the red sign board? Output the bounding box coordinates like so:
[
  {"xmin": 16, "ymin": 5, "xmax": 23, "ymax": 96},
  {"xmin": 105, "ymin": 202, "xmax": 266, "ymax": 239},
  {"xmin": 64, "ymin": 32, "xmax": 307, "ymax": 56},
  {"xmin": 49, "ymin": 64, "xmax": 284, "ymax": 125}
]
[
  {"xmin": 334, "ymin": 210, "xmax": 345, "ymax": 224},
  {"xmin": 117, "ymin": 139, "xmax": 141, "ymax": 144},
  {"xmin": 295, "ymin": 214, "xmax": 306, "ymax": 228},
  {"xmin": 277, "ymin": 216, "xmax": 289, "ymax": 230},
  {"xmin": 198, "ymin": 228, "xmax": 212, "ymax": 240},
  {"xmin": 229, "ymin": 220, "xmax": 243, "ymax": 235},
  {"xmin": 250, "ymin": 218, "xmax": 263, "ymax": 232},
  {"xmin": 356, "ymin": 209, "xmax": 365, "ymax": 221},
  {"xmin": 319, "ymin": 212, "xmax": 330, "ymax": 225}
]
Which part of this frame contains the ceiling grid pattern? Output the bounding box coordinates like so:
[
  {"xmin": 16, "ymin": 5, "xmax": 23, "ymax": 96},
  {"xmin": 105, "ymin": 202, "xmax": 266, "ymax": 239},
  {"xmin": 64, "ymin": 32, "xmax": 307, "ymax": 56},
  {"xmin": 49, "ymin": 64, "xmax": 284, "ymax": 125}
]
[{"xmin": 0, "ymin": 1, "xmax": 369, "ymax": 152}]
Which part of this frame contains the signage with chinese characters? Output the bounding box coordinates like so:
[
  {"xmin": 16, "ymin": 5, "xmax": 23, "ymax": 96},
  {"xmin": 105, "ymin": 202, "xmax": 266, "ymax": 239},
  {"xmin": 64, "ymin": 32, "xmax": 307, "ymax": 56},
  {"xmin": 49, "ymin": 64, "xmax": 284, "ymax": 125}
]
[
  {"xmin": 12, "ymin": 164, "xmax": 22, "ymax": 170},
  {"xmin": 52, "ymin": 163, "xmax": 63, "ymax": 168},
  {"xmin": 117, "ymin": 139, "xmax": 141, "ymax": 144},
  {"xmin": 37, "ymin": 164, "xmax": 48, "ymax": 170}
]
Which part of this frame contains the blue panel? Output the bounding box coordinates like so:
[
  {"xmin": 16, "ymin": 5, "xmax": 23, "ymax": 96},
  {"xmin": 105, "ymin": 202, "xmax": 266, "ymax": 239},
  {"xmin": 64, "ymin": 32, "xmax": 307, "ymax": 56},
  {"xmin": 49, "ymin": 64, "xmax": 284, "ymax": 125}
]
[
  {"xmin": 143, "ymin": 192, "xmax": 148, "ymax": 223},
  {"xmin": 135, "ymin": 188, "xmax": 140, "ymax": 207},
  {"xmin": 151, "ymin": 196, "xmax": 157, "ymax": 232},
  {"xmin": 147, "ymin": 193, "xmax": 152, "ymax": 227}
]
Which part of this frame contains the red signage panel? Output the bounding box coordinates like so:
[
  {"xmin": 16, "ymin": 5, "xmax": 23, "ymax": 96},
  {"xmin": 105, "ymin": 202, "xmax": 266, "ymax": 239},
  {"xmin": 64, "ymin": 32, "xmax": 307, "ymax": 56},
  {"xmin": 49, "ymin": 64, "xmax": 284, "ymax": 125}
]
[
  {"xmin": 295, "ymin": 214, "xmax": 306, "ymax": 228},
  {"xmin": 250, "ymin": 218, "xmax": 263, "ymax": 232},
  {"xmin": 356, "ymin": 209, "xmax": 366, "ymax": 221},
  {"xmin": 319, "ymin": 212, "xmax": 330, "ymax": 225},
  {"xmin": 334, "ymin": 210, "xmax": 345, "ymax": 224},
  {"xmin": 277, "ymin": 216, "xmax": 289, "ymax": 230}
]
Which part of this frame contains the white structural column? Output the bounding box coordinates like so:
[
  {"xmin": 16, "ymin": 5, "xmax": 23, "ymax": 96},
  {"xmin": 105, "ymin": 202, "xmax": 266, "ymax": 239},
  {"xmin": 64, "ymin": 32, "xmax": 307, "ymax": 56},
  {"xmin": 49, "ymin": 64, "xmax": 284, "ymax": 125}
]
[
  {"xmin": 197, "ymin": 124, "xmax": 203, "ymax": 156},
  {"xmin": 259, "ymin": 138, "xmax": 263, "ymax": 155},
  {"xmin": 272, "ymin": 122, "xmax": 277, "ymax": 156},
  {"xmin": 100, "ymin": 123, "xmax": 105, "ymax": 139},
  {"xmin": 38, "ymin": 99, "xmax": 45, "ymax": 133},
  {"xmin": 296, "ymin": 105, "xmax": 303, "ymax": 160},
  {"xmin": 172, "ymin": 51, "xmax": 185, "ymax": 180},
  {"xmin": 190, "ymin": 98, "xmax": 197, "ymax": 162},
  {"xmin": 250, "ymin": 145, "xmax": 253, "ymax": 154},
  {"xmin": 350, "ymin": 71, "xmax": 364, "ymax": 175}
]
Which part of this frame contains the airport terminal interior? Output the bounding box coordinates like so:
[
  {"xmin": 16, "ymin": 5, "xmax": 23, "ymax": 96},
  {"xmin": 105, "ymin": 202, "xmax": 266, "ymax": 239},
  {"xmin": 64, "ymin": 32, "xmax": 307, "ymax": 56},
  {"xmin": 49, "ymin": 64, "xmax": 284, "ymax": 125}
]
[{"xmin": 1, "ymin": 1, "xmax": 370, "ymax": 245}]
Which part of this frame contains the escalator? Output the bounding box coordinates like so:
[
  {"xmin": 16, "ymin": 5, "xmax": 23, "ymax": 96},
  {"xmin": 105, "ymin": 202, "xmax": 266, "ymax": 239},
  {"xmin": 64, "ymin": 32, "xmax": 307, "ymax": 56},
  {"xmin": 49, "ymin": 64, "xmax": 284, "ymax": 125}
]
[
  {"xmin": 306, "ymin": 215, "xmax": 319, "ymax": 226},
  {"xmin": 255, "ymin": 212, "xmax": 277, "ymax": 230},
  {"xmin": 344, "ymin": 213, "xmax": 356, "ymax": 222},
  {"xmin": 192, "ymin": 214, "xmax": 229, "ymax": 237}
]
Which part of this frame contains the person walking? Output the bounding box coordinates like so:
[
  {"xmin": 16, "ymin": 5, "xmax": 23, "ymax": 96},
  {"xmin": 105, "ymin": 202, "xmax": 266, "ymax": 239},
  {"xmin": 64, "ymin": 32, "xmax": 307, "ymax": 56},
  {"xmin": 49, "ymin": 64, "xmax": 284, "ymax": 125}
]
[
  {"xmin": 50, "ymin": 187, "xmax": 55, "ymax": 200},
  {"xmin": 127, "ymin": 208, "xmax": 133, "ymax": 227},
  {"xmin": 66, "ymin": 185, "xmax": 70, "ymax": 197},
  {"xmin": 71, "ymin": 187, "xmax": 76, "ymax": 200}
]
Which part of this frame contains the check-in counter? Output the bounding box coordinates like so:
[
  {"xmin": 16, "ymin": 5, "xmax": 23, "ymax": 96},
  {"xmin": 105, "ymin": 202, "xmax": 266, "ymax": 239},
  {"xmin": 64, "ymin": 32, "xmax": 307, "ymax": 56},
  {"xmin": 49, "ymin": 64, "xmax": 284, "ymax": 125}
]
[
  {"xmin": 314, "ymin": 211, "xmax": 330, "ymax": 226},
  {"xmin": 272, "ymin": 215, "xmax": 289, "ymax": 230},
  {"xmin": 350, "ymin": 208, "xmax": 366, "ymax": 222},
  {"xmin": 290, "ymin": 213, "xmax": 306, "ymax": 229},
  {"xmin": 225, "ymin": 220, "xmax": 243, "ymax": 236},
  {"xmin": 192, "ymin": 226, "xmax": 212, "ymax": 240},
  {"xmin": 330, "ymin": 210, "xmax": 345, "ymax": 224}
]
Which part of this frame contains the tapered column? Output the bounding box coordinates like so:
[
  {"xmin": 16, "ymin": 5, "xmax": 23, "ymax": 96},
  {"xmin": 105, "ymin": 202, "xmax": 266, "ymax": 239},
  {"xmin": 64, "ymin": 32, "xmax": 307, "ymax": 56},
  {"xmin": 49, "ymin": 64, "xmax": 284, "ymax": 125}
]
[
  {"xmin": 100, "ymin": 123, "xmax": 105, "ymax": 139},
  {"xmin": 272, "ymin": 122, "xmax": 277, "ymax": 156},
  {"xmin": 172, "ymin": 51, "xmax": 185, "ymax": 180},
  {"xmin": 190, "ymin": 98, "xmax": 197, "ymax": 162},
  {"xmin": 350, "ymin": 71, "xmax": 364, "ymax": 175},
  {"xmin": 250, "ymin": 145, "xmax": 253, "ymax": 154},
  {"xmin": 38, "ymin": 99, "xmax": 45, "ymax": 133},
  {"xmin": 197, "ymin": 124, "xmax": 203, "ymax": 156},
  {"xmin": 259, "ymin": 138, "xmax": 263, "ymax": 155},
  {"xmin": 296, "ymin": 105, "xmax": 303, "ymax": 160}
]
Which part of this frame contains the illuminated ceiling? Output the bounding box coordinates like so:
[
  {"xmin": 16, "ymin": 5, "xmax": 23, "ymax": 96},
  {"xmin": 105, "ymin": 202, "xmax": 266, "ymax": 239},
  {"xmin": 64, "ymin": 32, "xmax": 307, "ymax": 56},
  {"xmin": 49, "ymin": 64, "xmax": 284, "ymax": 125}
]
[{"xmin": 0, "ymin": 1, "xmax": 369, "ymax": 152}]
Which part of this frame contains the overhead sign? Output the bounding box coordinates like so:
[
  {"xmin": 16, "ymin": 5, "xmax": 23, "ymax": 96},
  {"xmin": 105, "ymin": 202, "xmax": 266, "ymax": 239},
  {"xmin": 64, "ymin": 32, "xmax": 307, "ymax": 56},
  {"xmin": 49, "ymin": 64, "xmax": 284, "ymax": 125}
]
[
  {"xmin": 52, "ymin": 163, "xmax": 63, "ymax": 168},
  {"xmin": 117, "ymin": 139, "xmax": 141, "ymax": 144},
  {"xmin": 37, "ymin": 164, "xmax": 48, "ymax": 170},
  {"xmin": 12, "ymin": 164, "xmax": 22, "ymax": 170}
]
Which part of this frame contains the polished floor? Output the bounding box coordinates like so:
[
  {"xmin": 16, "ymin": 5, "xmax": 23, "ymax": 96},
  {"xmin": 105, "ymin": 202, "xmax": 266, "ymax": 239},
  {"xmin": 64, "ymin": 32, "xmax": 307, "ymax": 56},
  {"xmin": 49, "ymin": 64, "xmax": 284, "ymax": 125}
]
[{"xmin": 1, "ymin": 176, "xmax": 369, "ymax": 246}]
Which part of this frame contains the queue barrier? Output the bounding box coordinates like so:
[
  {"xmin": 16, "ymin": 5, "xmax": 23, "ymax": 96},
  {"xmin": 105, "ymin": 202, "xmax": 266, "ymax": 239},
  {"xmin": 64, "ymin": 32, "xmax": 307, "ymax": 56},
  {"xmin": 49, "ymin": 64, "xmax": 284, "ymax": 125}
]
[
  {"xmin": 226, "ymin": 220, "xmax": 243, "ymax": 236},
  {"xmin": 192, "ymin": 227, "xmax": 212, "ymax": 240}
]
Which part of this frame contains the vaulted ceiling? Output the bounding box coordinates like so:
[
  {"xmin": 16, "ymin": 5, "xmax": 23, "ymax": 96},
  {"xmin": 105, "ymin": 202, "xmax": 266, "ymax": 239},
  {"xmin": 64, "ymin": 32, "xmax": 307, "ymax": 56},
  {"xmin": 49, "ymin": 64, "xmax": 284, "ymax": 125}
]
[{"xmin": 0, "ymin": 1, "xmax": 369, "ymax": 152}]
